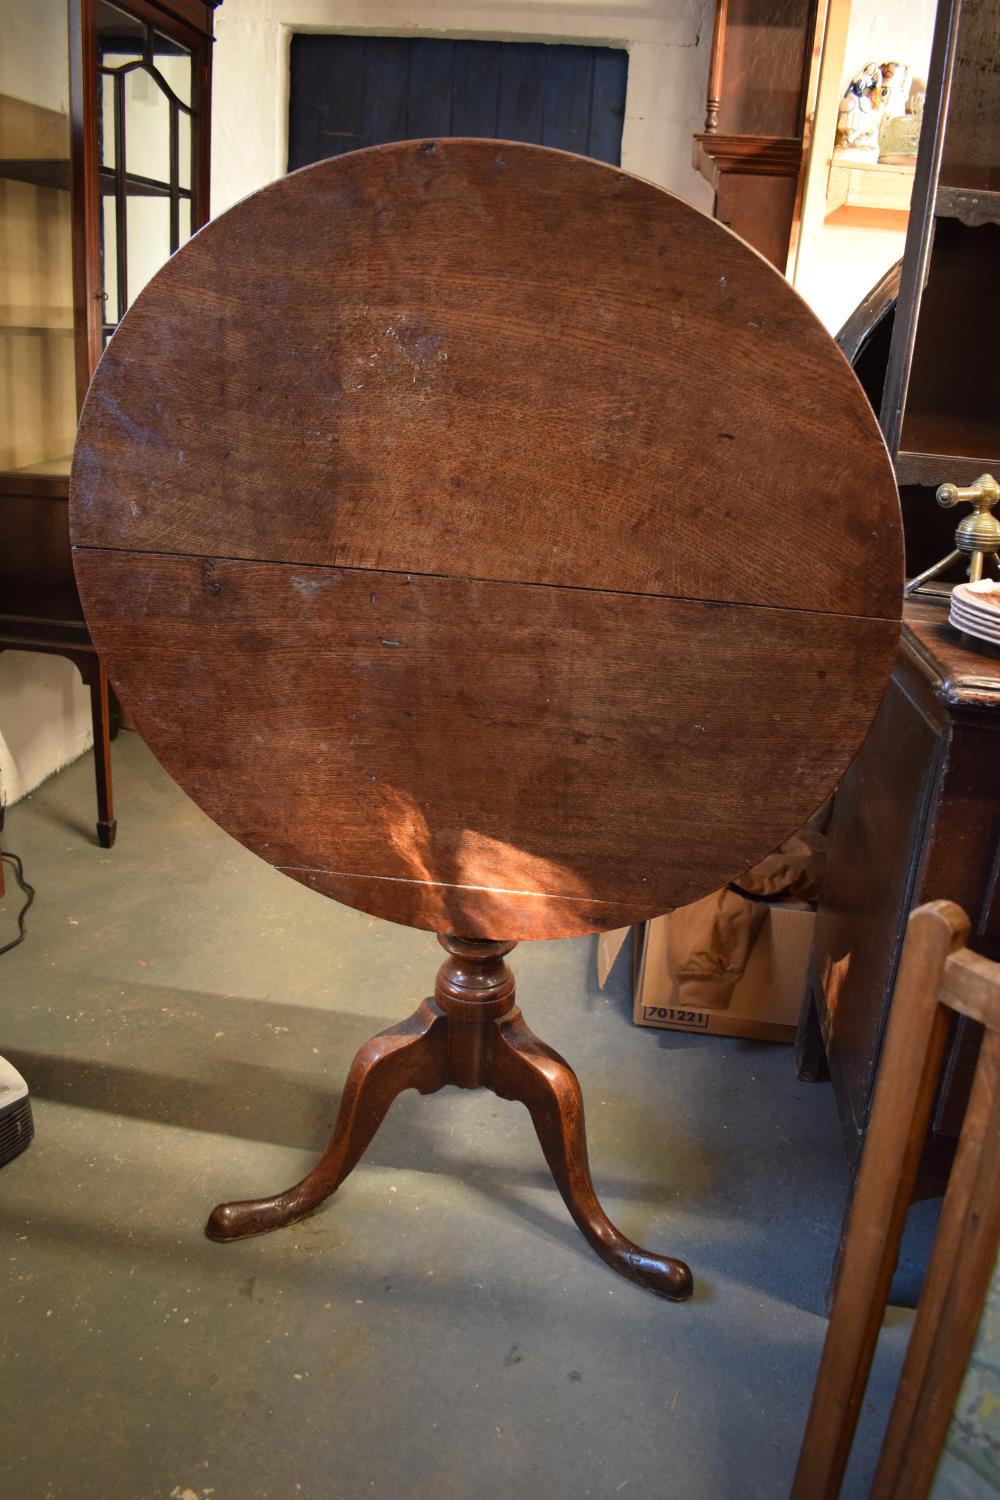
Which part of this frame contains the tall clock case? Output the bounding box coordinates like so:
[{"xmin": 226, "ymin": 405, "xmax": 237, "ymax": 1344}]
[{"xmin": 0, "ymin": 0, "xmax": 217, "ymax": 844}]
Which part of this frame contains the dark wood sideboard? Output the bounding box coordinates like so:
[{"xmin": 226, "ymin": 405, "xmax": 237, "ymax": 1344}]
[
  {"xmin": 798, "ymin": 0, "xmax": 1000, "ymax": 1295},
  {"xmin": 802, "ymin": 600, "xmax": 1000, "ymax": 1206}
]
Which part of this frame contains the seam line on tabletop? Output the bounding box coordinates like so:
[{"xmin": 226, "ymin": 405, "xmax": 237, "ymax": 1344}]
[
  {"xmin": 71, "ymin": 542, "xmax": 903, "ymax": 625},
  {"xmin": 278, "ymin": 864, "xmax": 660, "ymax": 906}
]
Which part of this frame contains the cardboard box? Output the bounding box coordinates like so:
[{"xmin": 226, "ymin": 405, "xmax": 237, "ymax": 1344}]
[{"xmin": 599, "ymin": 904, "xmax": 815, "ymax": 1044}]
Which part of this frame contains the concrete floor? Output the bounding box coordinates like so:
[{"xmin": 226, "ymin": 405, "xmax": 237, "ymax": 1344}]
[{"xmin": 0, "ymin": 734, "xmax": 930, "ymax": 1500}]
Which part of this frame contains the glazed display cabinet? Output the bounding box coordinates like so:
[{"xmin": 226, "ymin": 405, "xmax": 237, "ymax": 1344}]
[{"xmin": 0, "ymin": 0, "xmax": 217, "ymax": 846}]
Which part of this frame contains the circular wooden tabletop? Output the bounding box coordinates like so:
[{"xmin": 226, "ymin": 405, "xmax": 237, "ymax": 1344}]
[{"xmin": 70, "ymin": 140, "xmax": 903, "ymax": 942}]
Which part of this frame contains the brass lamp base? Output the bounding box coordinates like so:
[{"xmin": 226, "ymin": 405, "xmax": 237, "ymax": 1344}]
[{"xmin": 905, "ymin": 473, "xmax": 1000, "ymax": 596}]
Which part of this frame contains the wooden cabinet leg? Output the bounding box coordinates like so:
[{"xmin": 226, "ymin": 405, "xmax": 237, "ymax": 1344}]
[
  {"xmin": 72, "ymin": 653, "xmax": 117, "ymax": 848},
  {"xmin": 88, "ymin": 663, "xmax": 116, "ymax": 848}
]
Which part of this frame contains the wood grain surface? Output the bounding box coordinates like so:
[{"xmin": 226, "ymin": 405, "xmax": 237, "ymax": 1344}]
[
  {"xmin": 73, "ymin": 548, "xmax": 897, "ymax": 938},
  {"xmin": 71, "ymin": 139, "xmax": 900, "ymax": 618},
  {"xmin": 69, "ymin": 140, "xmax": 903, "ymax": 941}
]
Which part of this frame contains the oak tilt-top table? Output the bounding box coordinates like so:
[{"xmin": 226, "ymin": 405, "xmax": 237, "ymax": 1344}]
[{"xmin": 69, "ymin": 140, "xmax": 903, "ymax": 1301}]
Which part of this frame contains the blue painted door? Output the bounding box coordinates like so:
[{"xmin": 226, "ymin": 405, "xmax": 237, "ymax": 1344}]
[{"xmin": 288, "ymin": 36, "xmax": 628, "ymax": 171}]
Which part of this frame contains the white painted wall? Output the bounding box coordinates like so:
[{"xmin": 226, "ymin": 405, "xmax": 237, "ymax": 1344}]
[
  {"xmin": 211, "ymin": 0, "xmax": 716, "ymax": 216},
  {"xmin": 0, "ymin": 0, "xmax": 69, "ymax": 113},
  {"xmin": 839, "ymin": 0, "xmax": 937, "ymax": 95},
  {"xmin": 0, "ymin": 654, "xmax": 94, "ymax": 806}
]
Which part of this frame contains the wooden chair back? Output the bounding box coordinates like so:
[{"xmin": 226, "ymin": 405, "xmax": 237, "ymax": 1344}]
[{"xmin": 792, "ymin": 898, "xmax": 1000, "ymax": 1498}]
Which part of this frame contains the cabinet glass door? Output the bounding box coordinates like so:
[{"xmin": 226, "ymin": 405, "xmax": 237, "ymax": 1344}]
[{"xmin": 97, "ymin": 1, "xmax": 195, "ymax": 342}]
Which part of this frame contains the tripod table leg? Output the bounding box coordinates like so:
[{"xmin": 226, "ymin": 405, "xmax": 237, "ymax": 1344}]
[
  {"xmin": 206, "ymin": 998, "xmax": 449, "ymax": 1241},
  {"xmin": 486, "ymin": 1009, "xmax": 693, "ymax": 1301}
]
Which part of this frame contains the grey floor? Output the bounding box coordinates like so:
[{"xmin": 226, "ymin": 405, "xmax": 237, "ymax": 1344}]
[{"xmin": 0, "ymin": 734, "xmax": 928, "ymax": 1500}]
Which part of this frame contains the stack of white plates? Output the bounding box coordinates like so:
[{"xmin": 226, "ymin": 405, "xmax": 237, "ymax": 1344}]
[{"xmin": 949, "ymin": 580, "xmax": 1000, "ymax": 645}]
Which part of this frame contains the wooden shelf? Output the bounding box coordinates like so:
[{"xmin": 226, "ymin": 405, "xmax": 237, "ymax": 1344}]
[
  {"xmin": 0, "ymin": 467, "xmax": 70, "ymax": 499},
  {"xmin": 900, "ymin": 399, "xmax": 1000, "ymax": 463},
  {"xmin": 0, "ymin": 618, "xmax": 92, "ymax": 652},
  {"xmin": 1, "ymin": 326, "xmax": 74, "ymax": 335},
  {"xmin": 935, "ymin": 184, "xmax": 1000, "ymax": 227},
  {"xmin": 904, "ymin": 580, "xmax": 952, "ymax": 606},
  {"xmin": 0, "ymin": 157, "xmax": 192, "ymax": 199},
  {"xmin": 827, "ymin": 158, "xmax": 915, "ymax": 215},
  {"xmin": 0, "ymin": 455, "xmax": 72, "ymax": 483},
  {"xmin": 897, "ymin": 450, "xmax": 1000, "ymax": 487},
  {"xmin": 0, "ymin": 156, "xmax": 71, "ymax": 190},
  {"xmin": 15, "ymin": 455, "xmax": 72, "ymax": 477}
]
